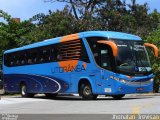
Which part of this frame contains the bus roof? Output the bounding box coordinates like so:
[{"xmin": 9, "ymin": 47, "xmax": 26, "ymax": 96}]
[{"xmin": 4, "ymin": 31, "xmax": 142, "ymax": 54}]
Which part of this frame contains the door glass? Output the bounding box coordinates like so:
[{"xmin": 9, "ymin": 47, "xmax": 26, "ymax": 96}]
[{"xmin": 99, "ymin": 44, "xmax": 112, "ymax": 70}]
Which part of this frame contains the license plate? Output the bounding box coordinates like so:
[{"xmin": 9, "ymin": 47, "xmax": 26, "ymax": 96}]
[{"xmin": 105, "ymin": 88, "xmax": 112, "ymax": 93}]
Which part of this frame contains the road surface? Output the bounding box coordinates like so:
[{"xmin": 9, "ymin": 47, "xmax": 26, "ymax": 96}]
[{"xmin": 0, "ymin": 94, "xmax": 160, "ymax": 114}]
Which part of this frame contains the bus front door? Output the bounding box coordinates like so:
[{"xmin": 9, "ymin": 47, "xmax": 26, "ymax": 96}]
[{"xmin": 96, "ymin": 44, "xmax": 114, "ymax": 94}]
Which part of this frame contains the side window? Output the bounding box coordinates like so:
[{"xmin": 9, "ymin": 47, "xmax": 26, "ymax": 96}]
[
  {"xmin": 50, "ymin": 47, "xmax": 56, "ymax": 62},
  {"xmin": 86, "ymin": 37, "xmax": 105, "ymax": 66},
  {"xmin": 86, "ymin": 37, "xmax": 114, "ymax": 70},
  {"xmin": 99, "ymin": 44, "xmax": 113, "ymax": 70},
  {"xmin": 4, "ymin": 42, "xmax": 90, "ymax": 67},
  {"xmin": 40, "ymin": 47, "xmax": 51, "ymax": 63},
  {"xmin": 4, "ymin": 54, "xmax": 11, "ymax": 67},
  {"xmin": 54, "ymin": 44, "xmax": 62, "ymax": 61},
  {"xmin": 11, "ymin": 55, "xmax": 15, "ymax": 66},
  {"xmin": 57, "ymin": 40, "xmax": 81, "ymax": 61},
  {"xmin": 15, "ymin": 54, "xmax": 20, "ymax": 66},
  {"xmin": 20, "ymin": 53, "xmax": 27, "ymax": 65},
  {"xmin": 12, "ymin": 55, "xmax": 17, "ymax": 66},
  {"xmin": 4, "ymin": 53, "xmax": 19, "ymax": 67},
  {"xmin": 26, "ymin": 51, "xmax": 34, "ymax": 64},
  {"xmin": 56, "ymin": 39, "xmax": 90, "ymax": 62},
  {"xmin": 80, "ymin": 40, "xmax": 90, "ymax": 63},
  {"xmin": 38, "ymin": 45, "xmax": 56, "ymax": 63}
]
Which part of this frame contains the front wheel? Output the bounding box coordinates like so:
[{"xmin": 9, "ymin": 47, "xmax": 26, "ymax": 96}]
[
  {"xmin": 80, "ymin": 83, "xmax": 97, "ymax": 100},
  {"xmin": 20, "ymin": 84, "xmax": 34, "ymax": 98},
  {"xmin": 112, "ymin": 94, "xmax": 125, "ymax": 100}
]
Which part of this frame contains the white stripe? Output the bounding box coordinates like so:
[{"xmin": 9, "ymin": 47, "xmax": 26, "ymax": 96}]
[{"xmin": 31, "ymin": 74, "xmax": 61, "ymax": 93}]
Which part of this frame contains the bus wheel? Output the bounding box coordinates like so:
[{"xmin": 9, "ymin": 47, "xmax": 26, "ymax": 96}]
[
  {"xmin": 45, "ymin": 93, "xmax": 58, "ymax": 98},
  {"xmin": 81, "ymin": 83, "xmax": 97, "ymax": 100},
  {"xmin": 20, "ymin": 84, "xmax": 34, "ymax": 98},
  {"xmin": 112, "ymin": 94, "xmax": 125, "ymax": 100}
]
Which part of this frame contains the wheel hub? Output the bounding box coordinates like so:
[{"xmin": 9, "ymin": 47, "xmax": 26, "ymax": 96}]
[{"xmin": 84, "ymin": 86, "xmax": 91, "ymax": 95}]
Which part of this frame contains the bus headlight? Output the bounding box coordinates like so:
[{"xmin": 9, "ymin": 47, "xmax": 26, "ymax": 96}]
[
  {"xmin": 119, "ymin": 79, "xmax": 127, "ymax": 84},
  {"xmin": 110, "ymin": 76, "xmax": 153, "ymax": 85},
  {"xmin": 110, "ymin": 76, "xmax": 127, "ymax": 84}
]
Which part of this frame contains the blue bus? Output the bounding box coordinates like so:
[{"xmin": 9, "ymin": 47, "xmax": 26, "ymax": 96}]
[{"xmin": 2, "ymin": 31, "xmax": 158, "ymax": 100}]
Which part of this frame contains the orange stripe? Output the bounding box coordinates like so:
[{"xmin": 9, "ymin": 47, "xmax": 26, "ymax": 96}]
[
  {"xmin": 60, "ymin": 52, "xmax": 80, "ymax": 56},
  {"xmin": 58, "ymin": 60, "xmax": 79, "ymax": 72},
  {"xmin": 97, "ymin": 40, "xmax": 118, "ymax": 57},
  {"xmin": 60, "ymin": 46, "xmax": 81, "ymax": 50},
  {"xmin": 61, "ymin": 39, "xmax": 80, "ymax": 44},
  {"xmin": 60, "ymin": 43, "xmax": 81, "ymax": 48},
  {"xmin": 60, "ymin": 33, "xmax": 79, "ymax": 43},
  {"xmin": 63, "ymin": 49, "xmax": 81, "ymax": 53},
  {"xmin": 83, "ymin": 62, "xmax": 87, "ymax": 69},
  {"xmin": 60, "ymin": 39, "xmax": 80, "ymax": 45},
  {"xmin": 59, "ymin": 58, "xmax": 79, "ymax": 61},
  {"xmin": 61, "ymin": 55, "xmax": 80, "ymax": 58},
  {"xmin": 58, "ymin": 33, "xmax": 80, "ymax": 72}
]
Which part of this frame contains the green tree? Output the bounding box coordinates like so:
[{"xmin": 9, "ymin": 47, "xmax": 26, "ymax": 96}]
[
  {"xmin": 30, "ymin": 7, "xmax": 77, "ymax": 42},
  {"xmin": 43, "ymin": 0, "xmax": 103, "ymax": 31},
  {"xmin": 96, "ymin": 0, "xmax": 159, "ymax": 38},
  {"xmin": 97, "ymin": 0, "xmax": 129, "ymax": 31},
  {"xmin": 0, "ymin": 10, "xmax": 35, "ymax": 63},
  {"xmin": 45, "ymin": 0, "xmax": 104, "ymax": 20},
  {"xmin": 149, "ymin": 9, "xmax": 160, "ymax": 31},
  {"xmin": 146, "ymin": 29, "xmax": 160, "ymax": 92}
]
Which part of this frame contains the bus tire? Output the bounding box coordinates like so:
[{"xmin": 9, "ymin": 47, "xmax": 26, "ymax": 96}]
[
  {"xmin": 45, "ymin": 93, "xmax": 58, "ymax": 98},
  {"xmin": 112, "ymin": 94, "xmax": 125, "ymax": 100},
  {"xmin": 20, "ymin": 84, "xmax": 34, "ymax": 98},
  {"xmin": 80, "ymin": 83, "xmax": 97, "ymax": 100}
]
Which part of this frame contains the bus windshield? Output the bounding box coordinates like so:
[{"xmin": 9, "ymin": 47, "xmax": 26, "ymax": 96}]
[
  {"xmin": 113, "ymin": 40, "xmax": 151, "ymax": 75},
  {"xmin": 86, "ymin": 37, "xmax": 152, "ymax": 76}
]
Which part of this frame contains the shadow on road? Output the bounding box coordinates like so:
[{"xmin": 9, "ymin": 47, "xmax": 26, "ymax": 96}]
[
  {"xmin": 2, "ymin": 94, "xmax": 154, "ymax": 101},
  {"xmin": 34, "ymin": 95, "xmax": 153, "ymax": 101}
]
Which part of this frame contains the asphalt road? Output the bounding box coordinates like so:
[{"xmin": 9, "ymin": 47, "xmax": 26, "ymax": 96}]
[{"xmin": 0, "ymin": 94, "xmax": 160, "ymax": 114}]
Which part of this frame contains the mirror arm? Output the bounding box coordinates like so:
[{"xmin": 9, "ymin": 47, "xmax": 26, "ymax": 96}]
[
  {"xmin": 97, "ymin": 41, "xmax": 118, "ymax": 57},
  {"xmin": 144, "ymin": 43, "xmax": 159, "ymax": 57}
]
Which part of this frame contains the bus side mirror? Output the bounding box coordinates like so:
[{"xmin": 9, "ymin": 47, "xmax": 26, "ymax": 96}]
[
  {"xmin": 144, "ymin": 43, "xmax": 159, "ymax": 57},
  {"xmin": 97, "ymin": 40, "xmax": 118, "ymax": 57}
]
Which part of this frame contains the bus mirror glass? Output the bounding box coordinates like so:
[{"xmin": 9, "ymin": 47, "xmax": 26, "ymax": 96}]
[
  {"xmin": 97, "ymin": 40, "xmax": 118, "ymax": 57},
  {"xmin": 144, "ymin": 43, "xmax": 159, "ymax": 57}
]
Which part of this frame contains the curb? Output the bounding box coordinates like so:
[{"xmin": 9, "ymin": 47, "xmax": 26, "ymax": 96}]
[{"xmin": 131, "ymin": 93, "xmax": 160, "ymax": 97}]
